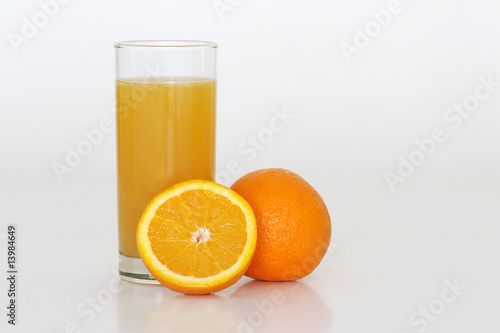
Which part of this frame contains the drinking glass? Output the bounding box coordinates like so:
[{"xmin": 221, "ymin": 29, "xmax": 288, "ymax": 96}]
[{"xmin": 115, "ymin": 40, "xmax": 217, "ymax": 283}]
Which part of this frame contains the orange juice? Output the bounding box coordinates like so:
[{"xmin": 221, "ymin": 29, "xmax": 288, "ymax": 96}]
[{"xmin": 116, "ymin": 77, "xmax": 216, "ymax": 257}]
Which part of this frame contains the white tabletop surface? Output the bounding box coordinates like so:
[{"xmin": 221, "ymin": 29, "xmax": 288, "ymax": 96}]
[{"xmin": 1, "ymin": 178, "xmax": 500, "ymax": 333}]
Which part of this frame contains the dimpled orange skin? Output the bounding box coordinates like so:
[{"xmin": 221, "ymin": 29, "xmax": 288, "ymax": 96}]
[{"xmin": 231, "ymin": 168, "xmax": 331, "ymax": 281}]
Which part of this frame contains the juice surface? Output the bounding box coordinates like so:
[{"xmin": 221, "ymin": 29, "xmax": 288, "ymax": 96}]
[{"xmin": 116, "ymin": 77, "xmax": 216, "ymax": 257}]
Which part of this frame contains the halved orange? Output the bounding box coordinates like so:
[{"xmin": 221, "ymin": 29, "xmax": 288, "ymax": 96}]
[{"xmin": 137, "ymin": 180, "xmax": 257, "ymax": 294}]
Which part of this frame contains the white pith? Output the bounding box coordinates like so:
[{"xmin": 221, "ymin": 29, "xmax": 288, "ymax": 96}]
[{"xmin": 192, "ymin": 227, "xmax": 211, "ymax": 244}]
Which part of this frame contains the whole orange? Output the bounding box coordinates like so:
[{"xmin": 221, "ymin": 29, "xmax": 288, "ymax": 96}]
[{"xmin": 231, "ymin": 168, "xmax": 331, "ymax": 281}]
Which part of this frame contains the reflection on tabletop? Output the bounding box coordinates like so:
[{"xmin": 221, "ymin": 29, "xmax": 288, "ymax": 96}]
[{"xmin": 117, "ymin": 278, "xmax": 332, "ymax": 333}]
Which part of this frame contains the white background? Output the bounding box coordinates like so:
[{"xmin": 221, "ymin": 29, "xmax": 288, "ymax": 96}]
[{"xmin": 1, "ymin": 0, "xmax": 499, "ymax": 332}]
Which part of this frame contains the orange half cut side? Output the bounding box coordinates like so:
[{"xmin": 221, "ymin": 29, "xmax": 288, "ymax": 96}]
[{"xmin": 137, "ymin": 180, "xmax": 257, "ymax": 294}]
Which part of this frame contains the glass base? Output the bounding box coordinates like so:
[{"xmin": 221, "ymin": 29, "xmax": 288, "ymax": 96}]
[{"xmin": 119, "ymin": 254, "xmax": 160, "ymax": 285}]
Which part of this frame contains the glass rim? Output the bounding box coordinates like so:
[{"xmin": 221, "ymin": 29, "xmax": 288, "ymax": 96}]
[{"xmin": 114, "ymin": 40, "xmax": 218, "ymax": 49}]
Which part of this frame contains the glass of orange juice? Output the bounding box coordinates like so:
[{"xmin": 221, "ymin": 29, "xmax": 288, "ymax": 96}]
[{"xmin": 114, "ymin": 40, "xmax": 217, "ymax": 283}]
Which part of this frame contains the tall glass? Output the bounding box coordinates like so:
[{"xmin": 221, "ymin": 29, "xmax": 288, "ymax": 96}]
[{"xmin": 114, "ymin": 40, "xmax": 217, "ymax": 284}]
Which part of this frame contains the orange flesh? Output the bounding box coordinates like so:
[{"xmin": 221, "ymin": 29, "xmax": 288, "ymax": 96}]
[{"xmin": 148, "ymin": 190, "xmax": 247, "ymax": 278}]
